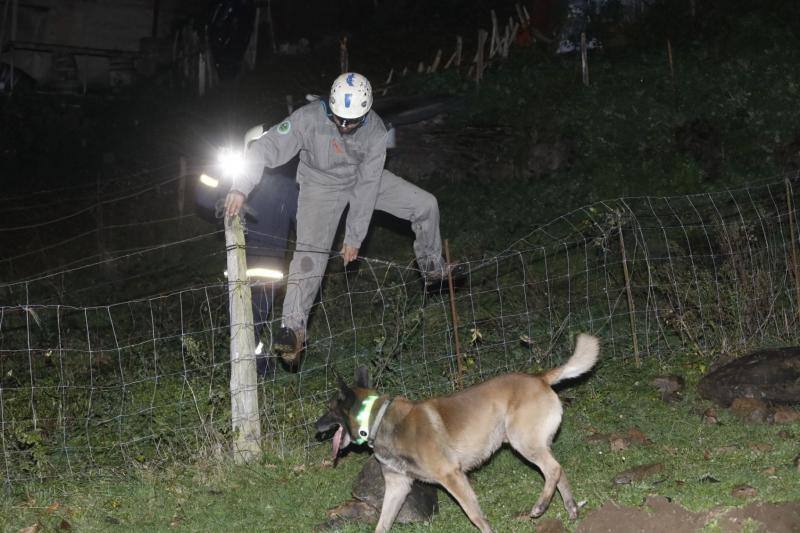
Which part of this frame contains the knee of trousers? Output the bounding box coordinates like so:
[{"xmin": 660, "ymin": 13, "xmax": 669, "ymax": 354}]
[{"xmin": 416, "ymin": 191, "xmax": 439, "ymax": 221}]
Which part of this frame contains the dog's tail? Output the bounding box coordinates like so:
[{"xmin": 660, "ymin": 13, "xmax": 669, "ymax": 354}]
[{"xmin": 542, "ymin": 333, "xmax": 599, "ymax": 386}]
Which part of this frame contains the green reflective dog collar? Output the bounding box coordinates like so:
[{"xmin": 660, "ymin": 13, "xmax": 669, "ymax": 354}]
[{"xmin": 354, "ymin": 395, "xmax": 379, "ymax": 445}]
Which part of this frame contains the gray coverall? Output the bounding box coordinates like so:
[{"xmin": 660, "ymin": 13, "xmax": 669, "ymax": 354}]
[{"xmin": 234, "ymin": 100, "xmax": 445, "ymax": 334}]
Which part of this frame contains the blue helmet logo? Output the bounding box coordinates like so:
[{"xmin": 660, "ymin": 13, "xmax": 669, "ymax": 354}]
[
  {"xmin": 346, "ymin": 73, "xmax": 355, "ymax": 86},
  {"xmin": 344, "ymin": 93, "xmax": 352, "ymax": 108}
]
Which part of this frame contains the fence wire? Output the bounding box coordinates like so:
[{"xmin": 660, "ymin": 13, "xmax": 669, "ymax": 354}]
[{"xmin": 0, "ymin": 176, "xmax": 798, "ymax": 486}]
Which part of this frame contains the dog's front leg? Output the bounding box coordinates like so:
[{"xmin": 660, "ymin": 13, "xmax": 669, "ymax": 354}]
[
  {"xmin": 439, "ymin": 471, "xmax": 493, "ymax": 532},
  {"xmin": 375, "ymin": 469, "xmax": 413, "ymax": 533}
]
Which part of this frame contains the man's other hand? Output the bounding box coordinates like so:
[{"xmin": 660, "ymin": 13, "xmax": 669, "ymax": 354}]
[
  {"xmin": 340, "ymin": 244, "xmax": 359, "ymax": 266},
  {"xmin": 225, "ymin": 190, "xmax": 246, "ymax": 217}
]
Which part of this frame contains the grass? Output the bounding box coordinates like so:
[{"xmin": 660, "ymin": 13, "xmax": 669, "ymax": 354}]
[{"xmin": 2, "ymin": 353, "xmax": 797, "ymax": 532}]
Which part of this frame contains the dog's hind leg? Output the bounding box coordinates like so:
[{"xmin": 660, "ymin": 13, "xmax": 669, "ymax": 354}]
[
  {"xmin": 375, "ymin": 469, "xmax": 413, "ymax": 533},
  {"xmin": 512, "ymin": 443, "xmax": 564, "ymax": 519},
  {"xmin": 438, "ymin": 470, "xmax": 493, "ymax": 532},
  {"xmin": 555, "ymin": 469, "xmax": 578, "ymax": 519}
]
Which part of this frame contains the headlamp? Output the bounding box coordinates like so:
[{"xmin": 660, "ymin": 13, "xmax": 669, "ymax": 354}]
[
  {"xmin": 199, "ymin": 173, "xmax": 219, "ymax": 188},
  {"xmin": 216, "ymin": 147, "xmax": 245, "ymax": 178},
  {"xmin": 223, "ymin": 267, "xmax": 284, "ymax": 280}
]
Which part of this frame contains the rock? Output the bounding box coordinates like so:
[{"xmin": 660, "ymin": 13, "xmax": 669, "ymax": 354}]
[
  {"xmin": 533, "ymin": 517, "xmax": 569, "ymax": 532},
  {"xmin": 730, "ymin": 397, "xmax": 768, "ymax": 423},
  {"xmin": 625, "ymin": 426, "xmax": 652, "ymax": 445},
  {"xmin": 772, "ymin": 406, "xmax": 800, "ymax": 424},
  {"xmin": 697, "ymin": 347, "xmax": 800, "ymax": 406},
  {"xmin": 651, "ymin": 375, "xmax": 684, "ymax": 394},
  {"xmin": 610, "ymin": 436, "xmax": 630, "ymax": 452},
  {"xmin": 586, "ymin": 431, "xmax": 611, "ymax": 445},
  {"xmin": 324, "ymin": 499, "xmax": 378, "ymax": 523},
  {"xmin": 731, "ymin": 484, "xmax": 758, "ymax": 499},
  {"xmin": 612, "ymin": 463, "xmax": 665, "ymax": 485},
  {"xmin": 351, "ymin": 455, "xmax": 438, "ymax": 524},
  {"xmin": 701, "ymin": 407, "xmax": 719, "ymax": 424}
]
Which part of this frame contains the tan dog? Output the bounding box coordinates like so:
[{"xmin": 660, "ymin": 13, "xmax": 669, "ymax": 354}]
[{"xmin": 316, "ymin": 333, "xmax": 600, "ymax": 532}]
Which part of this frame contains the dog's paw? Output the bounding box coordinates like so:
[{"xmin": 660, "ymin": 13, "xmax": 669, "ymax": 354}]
[{"xmin": 529, "ymin": 502, "xmax": 548, "ymax": 518}]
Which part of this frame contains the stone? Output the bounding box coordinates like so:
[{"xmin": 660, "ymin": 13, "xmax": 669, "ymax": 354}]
[
  {"xmin": 697, "ymin": 347, "xmax": 800, "ymax": 406},
  {"xmin": 351, "ymin": 455, "xmax": 438, "ymax": 524},
  {"xmin": 730, "ymin": 397, "xmax": 768, "ymax": 423},
  {"xmin": 318, "ymin": 456, "xmax": 438, "ymax": 530},
  {"xmin": 731, "ymin": 484, "xmax": 758, "ymax": 499},
  {"xmin": 772, "ymin": 406, "xmax": 800, "ymax": 424},
  {"xmin": 612, "ymin": 463, "xmax": 665, "ymax": 485}
]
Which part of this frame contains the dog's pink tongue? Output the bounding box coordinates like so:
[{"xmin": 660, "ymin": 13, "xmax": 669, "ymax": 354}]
[{"xmin": 332, "ymin": 425, "xmax": 344, "ymax": 462}]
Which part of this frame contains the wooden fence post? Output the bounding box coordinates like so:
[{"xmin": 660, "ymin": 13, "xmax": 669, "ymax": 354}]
[
  {"xmin": 786, "ymin": 177, "xmax": 800, "ymax": 321},
  {"xmin": 618, "ymin": 213, "xmax": 641, "ymax": 367},
  {"xmin": 339, "ymin": 36, "xmax": 349, "ymax": 73},
  {"xmin": 444, "ymin": 240, "xmax": 464, "ymax": 388},
  {"xmin": 475, "ymin": 29, "xmax": 488, "ymax": 84},
  {"xmin": 225, "ymin": 214, "xmax": 261, "ymax": 463},
  {"xmin": 580, "ymin": 32, "xmax": 589, "ymax": 86}
]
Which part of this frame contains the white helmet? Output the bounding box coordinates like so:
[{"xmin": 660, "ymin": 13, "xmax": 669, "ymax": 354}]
[{"xmin": 329, "ymin": 72, "xmax": 373, "ymax": 119}]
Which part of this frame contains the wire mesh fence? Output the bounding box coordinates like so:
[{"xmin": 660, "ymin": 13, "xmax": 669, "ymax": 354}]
[{"xmin": 1, "ymin": 175, "xmax": 798, "ymax": 486}]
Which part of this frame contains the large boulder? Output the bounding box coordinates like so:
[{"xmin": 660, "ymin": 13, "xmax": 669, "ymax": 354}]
[
  {"xmin": 319, "ymin": 456, "xmax": 438, "ymax": 530},
  {"xmin": 352, "ymin": 455, "xmax": 438, "ymax": 523},
  {"xmin": 697, "ymin": 347, "xmax": 800, "ymax": 407}
]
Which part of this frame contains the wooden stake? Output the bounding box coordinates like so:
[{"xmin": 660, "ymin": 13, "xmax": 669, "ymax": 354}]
[
  {"xmin": 266, "ymin": 0, "xmax": 277, "ymax": 53},
  {"xmin": 339, "ymin": 36, "xmax": 348, "ymax": 74},
  {"xmin": 244, "ymin": 7, "xmax": 260, "ymax": 71},
  {"xmin": 444, "ymin": 240, "xmax": 464, "ymax": 388},
  {"xmin": 428, "ymin": 49, "xmax": 442, "ymax": 73},
  {"xmin": 515, "ymin": 3, "xmax": 525, "ymax": 24},
  {"xmin": 444, "ymin": 36, "xmax": 462, "ymax": 69},
  {"xmin": 475, "ymin": 29, "xmax": 488, "ymax": 84},
  {"xmin": 667, "ymin": 38, "xmax": 675, "ymax": 80},
  {"xmin": 618, "ymin": 215, "xmax": 640, "ymax": 367},
  {"xmin": 580, "ymin": 32, "xmax": 589, "ymax": 86},
  {"xmin": 178, "ymin": 157, "xmax": 186, "ymax": 223},
  {"xmin": 382, "ymin": 68, "xmax": 393, "ymax": 96},
  {"xmin": 489, "ymin": 10, "xmax": 499, "ymax": 58},
  {"xmin": 786, "ymin": 177, "xmax": 800, "ymax": 321}
]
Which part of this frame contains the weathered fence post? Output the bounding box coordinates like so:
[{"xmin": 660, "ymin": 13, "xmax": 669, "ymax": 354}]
[
  {"xmin": 225, "ymin": 213, "xmax": 261, "ymax": 463},
  {"xmin": 618, "ymin": 212, "xmax": 641, "ymax": 367},
  {"xmin": 786, "ymin": 177, "xmax": 800, "ymax": 320},
  {"xmin": 580, "ymin": 32, "xmax": 589, "ymax": 87},
  {"xmin": 475, "ymin": 29, "xmax": 488, "ymax": 84},
  {"xmin": 444, "ymin": 240, "xmax": 464, "ymax": 389}
]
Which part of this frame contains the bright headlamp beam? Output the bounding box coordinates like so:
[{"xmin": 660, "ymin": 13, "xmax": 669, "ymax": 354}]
[
  {"xmin": 223, "ymin": 268, "xmax": 284, "ymax": 280},
  {"xmin": 247, "ymin": 268, "xmax": 284, "ymax": 280},
  {"xmin": 217, "ymin": 147, "xmax": 245, "ymax": 177},
  {"xmin": 199, "ymin": 173, "xmax": 219, "ymax": 188}
]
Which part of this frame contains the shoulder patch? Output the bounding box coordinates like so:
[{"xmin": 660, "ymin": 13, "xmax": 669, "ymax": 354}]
[{"xmin": 277, "ymin": 120, "xmax": 291, "ymax": 135}]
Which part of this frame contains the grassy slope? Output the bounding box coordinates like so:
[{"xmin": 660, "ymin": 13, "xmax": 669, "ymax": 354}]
[{"xmin": 2, "ymin": 354, "xmax": 797, "ymax": 532}]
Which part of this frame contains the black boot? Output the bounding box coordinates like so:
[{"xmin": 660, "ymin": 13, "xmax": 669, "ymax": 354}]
[{"xmin": 273, "ymin": 326, "xmax": 305, "ymax": 368}]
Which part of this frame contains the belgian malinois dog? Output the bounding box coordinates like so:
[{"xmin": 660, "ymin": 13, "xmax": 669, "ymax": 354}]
[{"xmin": 315, "ymin": 333, "xmax": 600, "ymax": 532}]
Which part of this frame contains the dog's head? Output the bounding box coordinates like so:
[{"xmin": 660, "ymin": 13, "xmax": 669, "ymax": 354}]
[{"xmin": 315, "ymin": 366, "xmax": 375, "ymax": 463}]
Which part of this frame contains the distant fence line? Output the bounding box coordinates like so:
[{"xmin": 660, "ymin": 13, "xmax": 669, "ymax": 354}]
[{"xmin": 1, "ymin": 175, "xmax": 799, "ymax": 485}]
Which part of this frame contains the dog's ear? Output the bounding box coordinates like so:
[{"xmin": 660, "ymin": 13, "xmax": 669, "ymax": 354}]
[
  {"xmin": 336, "ymin": 372, "xmax": 352, "ymax": 400},
  {"xmin": 355, "ymin": 366, "xmax": 370, "ymax": 389}
]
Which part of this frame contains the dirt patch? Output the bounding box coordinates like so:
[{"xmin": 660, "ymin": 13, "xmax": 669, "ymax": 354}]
[{"xmin": 576, "ymin": 496, "xmax": 800, "ymax": 533}]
